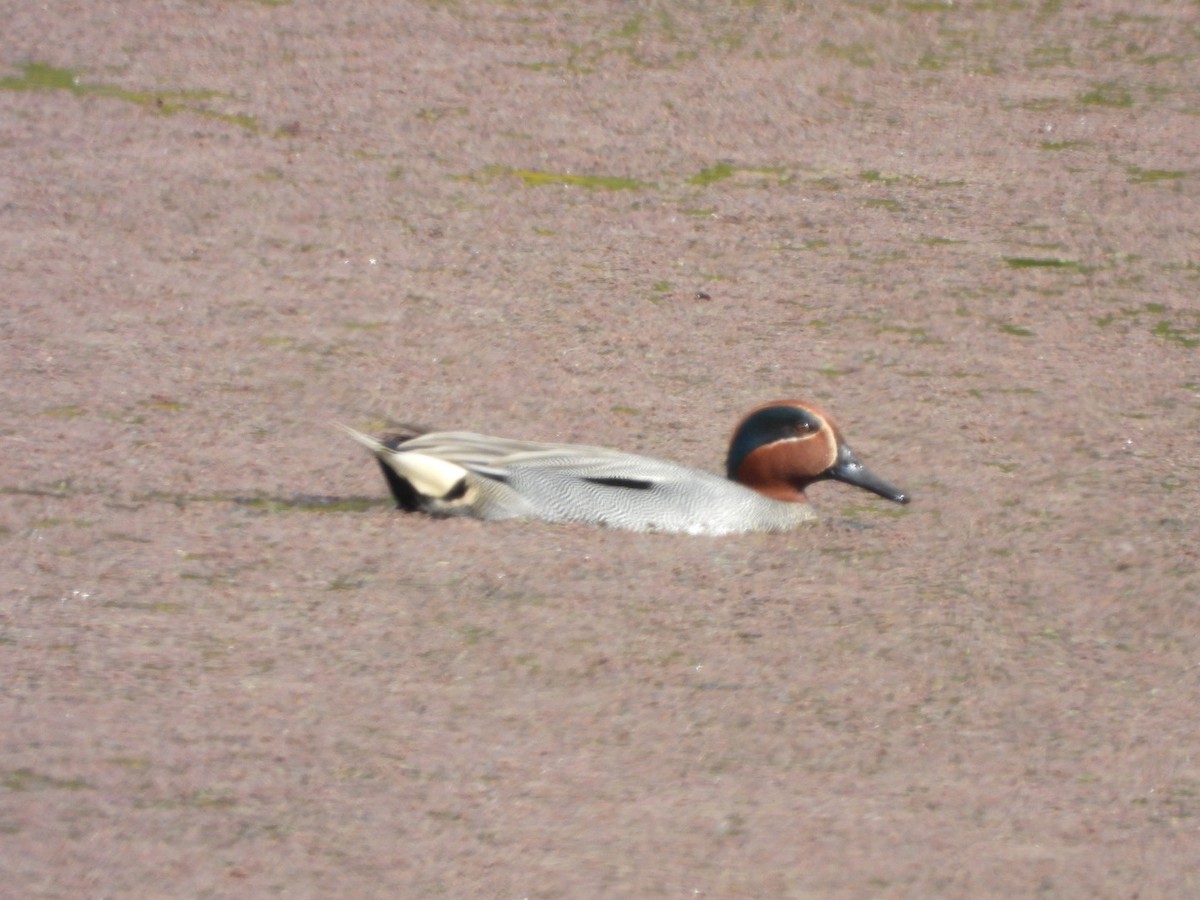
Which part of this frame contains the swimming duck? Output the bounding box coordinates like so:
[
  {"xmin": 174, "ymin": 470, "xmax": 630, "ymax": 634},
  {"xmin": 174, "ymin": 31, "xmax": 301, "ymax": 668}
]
[{"xmin": 340, "ymin": 400, "xmax": 909, "ymax": 535}]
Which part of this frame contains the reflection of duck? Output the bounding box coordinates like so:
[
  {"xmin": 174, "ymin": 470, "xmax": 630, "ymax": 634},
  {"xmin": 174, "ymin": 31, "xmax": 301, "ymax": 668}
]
[{"xmin": 341, "ymin": 400, "xmax": 909, "ymax": 535}]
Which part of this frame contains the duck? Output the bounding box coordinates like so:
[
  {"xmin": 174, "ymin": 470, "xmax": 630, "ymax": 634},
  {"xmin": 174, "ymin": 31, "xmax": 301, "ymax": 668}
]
[{"xmin": 340, "ymin": 400, "xmax": 909, "ymax": 536}]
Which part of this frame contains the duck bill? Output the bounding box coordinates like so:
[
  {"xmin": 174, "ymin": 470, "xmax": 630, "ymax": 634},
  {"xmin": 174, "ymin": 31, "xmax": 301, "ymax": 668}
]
[{"xmin": 827, "ymin": 443, "xmax": 910, "ymax": 504}]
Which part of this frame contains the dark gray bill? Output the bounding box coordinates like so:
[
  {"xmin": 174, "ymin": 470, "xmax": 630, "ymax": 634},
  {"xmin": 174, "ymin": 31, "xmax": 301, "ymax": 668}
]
[{"xmin": 827, "ymin": 443, "xmax": 910, "ymax": 504}]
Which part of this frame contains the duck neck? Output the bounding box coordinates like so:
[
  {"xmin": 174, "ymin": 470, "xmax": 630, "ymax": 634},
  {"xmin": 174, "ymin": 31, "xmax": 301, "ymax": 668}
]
[
  {"xmin": 743, "ymin": 478, "xmax": 810, "ymax": 504},
  {"xmin": 731, "ymin": 444, "xmax": 815, "ymax": 504}
]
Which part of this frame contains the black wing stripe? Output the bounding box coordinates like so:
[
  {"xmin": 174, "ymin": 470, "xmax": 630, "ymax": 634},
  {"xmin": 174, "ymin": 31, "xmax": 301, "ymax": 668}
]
[{"xmin": 582, "ymin": 476, "xmax": 656, "ymax": 491}]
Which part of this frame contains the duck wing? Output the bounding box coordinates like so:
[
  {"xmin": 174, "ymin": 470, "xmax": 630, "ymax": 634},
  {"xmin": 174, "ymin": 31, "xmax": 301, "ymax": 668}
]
[{"xmin": 343, "ymin": 426, "xmax": 767, "ymax": 532}]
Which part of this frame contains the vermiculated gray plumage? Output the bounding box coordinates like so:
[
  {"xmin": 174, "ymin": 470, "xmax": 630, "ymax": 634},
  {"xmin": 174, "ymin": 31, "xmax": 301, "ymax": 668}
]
[{"xmin": 342, "ymin": 428, "xmax": 817, "ymax": 535}]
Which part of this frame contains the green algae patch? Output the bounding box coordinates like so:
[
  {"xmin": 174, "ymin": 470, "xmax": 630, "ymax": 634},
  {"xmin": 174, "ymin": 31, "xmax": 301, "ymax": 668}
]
[
  {"xmin": 903, "ymin": 1, "xmax": 959, "ymax": 12},
  {"xmin": 1127, "ymin": 166, "xmax": 1186, "ymax": 184},
  {"xmin": 141, "ymin": 397, "xmax": 188, "ymax": 412},
  {"xmin": 858, "ymin": 170, "xmax": 903, "ymax": 184},
  {"xmin": 1078, "ymin": 81, "xmax": 1134, "ymax": 108},
  {"xmin": 997, "ymin": 323, "xmax": 1035, "ymax": 337},
  {"xmin": 474, "ymin": 165, "xmax": 645, "ymax": 191},
  {"xmin": 42, "ymin": 404, "xmax": 85, "ymax": 419},
  {"xmin": 0, "ymin": 62, "xmax": 259, "ymax": 132},
  {"xmin": 688, "ymin": 162, "xmax": 736, "ymax": 185},
  {"xmin": 3, "ymin": 768, "xmax": 92, "ymax": 792},
  {"xmin": 688, "ymin": 163, "xmax": 787, "ymax": 186},
  {"xmin": 518, "ymin": 169, "xmax": 643, "ymax": 190},
  {"xmin": 1040, "ymin": 140, "xmax": 1091, "ymax": 151},
  {"xmin": 86, "ymin": 489, "xmax": 384, "ymax": 513},
  {"xmin": 1152, "ymin": 321, "xmax": 1199, "ymax": 349},
  {"xmin": 1093, "ymin": 302, "xmax": 1200, "ymax": 350},
  {"xmin": 0, "ymin": 62, "xmax": 83, "ymax": 92},
  {"xmin": 232, "ymin": 494, "xmax": 382, "ymax": 513},
  {"xmin": 1004, "ymin": 256, "xmax": 1079, "ymax": 269}
]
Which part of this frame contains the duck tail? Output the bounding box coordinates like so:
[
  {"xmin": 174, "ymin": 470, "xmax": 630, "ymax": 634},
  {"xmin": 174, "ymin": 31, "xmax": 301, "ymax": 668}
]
[
  {"xmin": 338, "ymin": 424, "xmax": 469, "ymax": 511},
  {"xmin": 337, "ymin": 423, "xmax": 390, "ymax": 455}
]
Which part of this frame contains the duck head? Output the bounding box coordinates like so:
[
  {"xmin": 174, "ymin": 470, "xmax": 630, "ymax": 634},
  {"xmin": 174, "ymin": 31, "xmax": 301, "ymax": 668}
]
[{"xmin": 726, "ymin": 401, "xmax": 910, "ymax": 505}]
